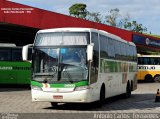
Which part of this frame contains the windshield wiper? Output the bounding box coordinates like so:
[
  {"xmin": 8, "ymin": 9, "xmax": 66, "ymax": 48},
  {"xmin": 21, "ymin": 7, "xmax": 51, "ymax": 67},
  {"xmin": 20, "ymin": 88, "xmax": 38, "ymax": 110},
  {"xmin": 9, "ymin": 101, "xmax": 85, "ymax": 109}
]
[
  {"xmin": 63, "ymin": 65, "xmax": 73, "ymax": 83},
  {"xmin": 40, "ymin": 66, "xmax": 57, "ymax": 72},
  {"xmin": 34, "ymin": 73, "xmax": 54, "ymax": 76},
  {"xmin": 57, "ymin": 63, "xmax": 73, "ymax": 83},
  {"xmin": 36, "ymin": 66, "xmax": 58, "ymax": 78}
]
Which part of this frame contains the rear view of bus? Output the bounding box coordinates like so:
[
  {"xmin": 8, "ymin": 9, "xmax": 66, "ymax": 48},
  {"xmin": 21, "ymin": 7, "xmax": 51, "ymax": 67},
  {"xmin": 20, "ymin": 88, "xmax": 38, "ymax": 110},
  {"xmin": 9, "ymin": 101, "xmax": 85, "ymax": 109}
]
[
  {"xmin": 0, "ymin": 43, "xmax": 31, "ymax": 85},
  {"xmin": 137, "ymin": 55, "xmax": 160, "ymax": 82},
  {"xmin": 23, "ymin": 28, "xmax": 137, "ymax": 106}
]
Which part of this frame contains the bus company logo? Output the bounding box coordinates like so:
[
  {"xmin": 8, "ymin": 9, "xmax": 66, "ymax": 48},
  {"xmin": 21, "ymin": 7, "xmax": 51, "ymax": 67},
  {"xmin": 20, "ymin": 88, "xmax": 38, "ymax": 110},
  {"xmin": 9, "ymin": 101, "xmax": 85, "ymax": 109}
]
[
  {"xmin": 64, "ymin": 84, "xmax": 75, "ymax": 88},
  {"xmin": 145, "ymin": 38, "xmax": 160, "ymax": 47},
  {"xmin": 138, "ymin": 66, "xmax": 155, "ymax": 70},
  {"xmin": 0, "ymin": 66, "xmax": 12, "ymax": 70},
  {"xmin": 145, "ymin": 38, "xmax": 150, "ymax": 45},
  {"xmin": 42, "ymin": 83, "xmax": 50, "ymax": 88}
]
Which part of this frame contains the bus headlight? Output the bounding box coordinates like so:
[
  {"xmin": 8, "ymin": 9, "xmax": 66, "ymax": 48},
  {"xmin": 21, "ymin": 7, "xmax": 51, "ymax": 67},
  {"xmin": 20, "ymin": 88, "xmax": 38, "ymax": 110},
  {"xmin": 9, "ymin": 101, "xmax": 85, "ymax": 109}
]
[
  {"xmin": 74, "ymin": 86, "xmax": 89, "ymax": 91},
  {"xmin": 31, "ymin": 85, "xmax": 42, "ymax": 91}
]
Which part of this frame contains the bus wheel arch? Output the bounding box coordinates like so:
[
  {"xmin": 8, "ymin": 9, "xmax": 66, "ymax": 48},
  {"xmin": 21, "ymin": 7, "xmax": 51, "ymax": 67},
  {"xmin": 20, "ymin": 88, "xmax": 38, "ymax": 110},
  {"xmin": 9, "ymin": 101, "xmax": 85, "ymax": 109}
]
[
  {"xmin": 124, "ymin": 81, "xmax": 131, "ymax": 98},
  {"xmin": 145, "ymin": 74, "xmax": 153, "ymax": 83},
  {"xmin": 51, "ymin": 102, "xmax": 58, "ymax": 107},
  {"xmin": 131, "ymin": 80, "xmax": 133, "ymax": 91},
  {"xmin": 154, "ymin": 74, "xmax": 160, "ymax": 82},
  {"xmin": 99, "ymin": 83, "xmax": 106, "ymax": 105}
]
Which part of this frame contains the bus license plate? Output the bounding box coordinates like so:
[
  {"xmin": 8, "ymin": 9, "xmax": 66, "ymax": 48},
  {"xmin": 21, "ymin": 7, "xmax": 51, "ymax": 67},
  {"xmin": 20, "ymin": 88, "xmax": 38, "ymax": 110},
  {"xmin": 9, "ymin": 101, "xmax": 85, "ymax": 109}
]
[{"xmin": 53, "ymin": 95, "xmax": 63, "ymax": 99}]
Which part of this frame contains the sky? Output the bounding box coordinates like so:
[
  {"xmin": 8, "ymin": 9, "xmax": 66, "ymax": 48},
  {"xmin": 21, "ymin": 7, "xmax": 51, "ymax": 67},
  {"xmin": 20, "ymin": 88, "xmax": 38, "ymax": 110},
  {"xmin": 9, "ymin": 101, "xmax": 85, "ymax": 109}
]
[{"xmin": 8, "ymin": 0, "xmax": 160, "ymax": 35}]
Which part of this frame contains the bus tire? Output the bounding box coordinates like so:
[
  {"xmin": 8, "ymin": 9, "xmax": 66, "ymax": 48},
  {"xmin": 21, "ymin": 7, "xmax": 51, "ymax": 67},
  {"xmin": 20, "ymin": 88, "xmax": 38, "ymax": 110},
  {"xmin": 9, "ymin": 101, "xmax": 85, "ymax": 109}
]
[
  {"xmin": 124, "ymin": 82, "xmax": 131, "ymax": 98},
  {"xmin": 99, "ymin": 85, "xmax": 105, "ymax": 106},
  {"xmin": 131, "ymin": 81, "xmax": 133, "ymax": 91},
  {"xmin": 154, "ymin": 75, "xmax": 160, "ymax": 82},
  {"xmin": 51, "ymin": 102, "xmax": 58, "ymax": 107},
  {"xmin": 145, "ymin": 74, "xmax": 153, "ymax": 83}
]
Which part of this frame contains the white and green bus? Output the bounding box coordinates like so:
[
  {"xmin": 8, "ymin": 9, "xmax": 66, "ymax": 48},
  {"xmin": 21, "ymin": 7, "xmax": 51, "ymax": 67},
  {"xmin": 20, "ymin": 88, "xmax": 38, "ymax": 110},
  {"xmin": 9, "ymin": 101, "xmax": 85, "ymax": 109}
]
[{"xmin": 23, "ymin": 28, "xmax": 137, "ymax": 106}]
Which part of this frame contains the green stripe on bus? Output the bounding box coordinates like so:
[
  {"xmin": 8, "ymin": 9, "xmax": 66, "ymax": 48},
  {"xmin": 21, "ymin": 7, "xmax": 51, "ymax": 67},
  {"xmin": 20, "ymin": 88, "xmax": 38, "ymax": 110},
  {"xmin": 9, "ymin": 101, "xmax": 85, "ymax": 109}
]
[
  {"xmin": 100, "ymin": 59, "xmax": 136, "ymax": 73},
  {"xmin": 31, "ymin": 80, "xmax": 88, "ymax": 88},
  {"xmin": 50, "ymin": 83, "xmax": 66, "ymax": 88},
  {"xmin": 75, "ymin": 81, "xmax": 88, "ymax": 87},
  {"xmin": 31, "ymin": 81, "xmax": 43, "ymax": 87},
  {"xmin": 50, "ymin": 81, "xmax": 88, "ymax": 88}
]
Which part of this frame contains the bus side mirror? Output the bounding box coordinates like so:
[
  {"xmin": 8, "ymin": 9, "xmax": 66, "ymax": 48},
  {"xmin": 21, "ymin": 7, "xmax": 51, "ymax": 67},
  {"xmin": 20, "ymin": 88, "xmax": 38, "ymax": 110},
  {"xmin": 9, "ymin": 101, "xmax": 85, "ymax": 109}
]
[
  {"xmin": 87, "ymin": 43, "xmax": 94, "ymax": 61},
  {"xmin": 22, "ymin": 44, "xmax": 33, "ymax": 61}
]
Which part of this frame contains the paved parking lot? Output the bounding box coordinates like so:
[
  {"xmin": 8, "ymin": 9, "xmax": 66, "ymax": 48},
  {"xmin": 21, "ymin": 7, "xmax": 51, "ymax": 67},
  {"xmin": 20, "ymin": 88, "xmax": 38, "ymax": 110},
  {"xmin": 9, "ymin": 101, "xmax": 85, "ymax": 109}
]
[{"xmin": 0, "ymin": 83, "xmax": 160, "ymax": 118}]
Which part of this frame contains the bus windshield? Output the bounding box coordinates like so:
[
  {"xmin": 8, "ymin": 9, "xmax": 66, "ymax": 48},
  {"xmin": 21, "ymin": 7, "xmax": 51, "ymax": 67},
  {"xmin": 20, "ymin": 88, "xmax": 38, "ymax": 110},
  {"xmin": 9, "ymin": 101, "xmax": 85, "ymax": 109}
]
[
  {"xmin": 33, "ymin": 47, "xmax": 88, "ymax": 83},
  {"xmin": 34, "ymin": 32, "xmax": 89, "ymax": 46}
]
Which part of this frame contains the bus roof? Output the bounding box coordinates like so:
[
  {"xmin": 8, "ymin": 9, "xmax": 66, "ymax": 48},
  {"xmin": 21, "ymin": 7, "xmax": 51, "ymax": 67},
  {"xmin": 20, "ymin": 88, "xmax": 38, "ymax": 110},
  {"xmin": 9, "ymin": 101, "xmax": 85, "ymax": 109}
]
[
  {"xmin": 37, "ymin": 27, "xmax": 135, "ymax": 47},
  {"xmin": 0, "ymin": 43, "xmax": 16, "ymax": 47},
  {"xmin": 37, "ymin": 27, "xmax": 98, "ymax": 33}
]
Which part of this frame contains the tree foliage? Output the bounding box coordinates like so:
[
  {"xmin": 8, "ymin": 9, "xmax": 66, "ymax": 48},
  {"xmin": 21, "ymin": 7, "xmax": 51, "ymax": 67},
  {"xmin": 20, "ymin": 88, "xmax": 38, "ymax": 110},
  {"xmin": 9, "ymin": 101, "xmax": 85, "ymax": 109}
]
[
  {"xmin": 69, "ymin": 3, "xmax": 87, "ymax": 19},
  {"xmin": 105, "ymin": 8, "xmax": 121, "ymax": 27},
  {"xmin": 119, "ymin": 13, "xmax": 130, "ymax": 28},
  {"xmin": 105, "ymin": 8, "xmax": 147, "ymax": 33},
  {"xmin": 87, "ymin": 12, "xmax": 102, "ymax": 23},
  {"xmin": 124, "ymin": 21, "xmax": 147, "ymax": 33},
  {"xmin": 68, "ymin": 4, "xmax": 148, "ymax": 33}
]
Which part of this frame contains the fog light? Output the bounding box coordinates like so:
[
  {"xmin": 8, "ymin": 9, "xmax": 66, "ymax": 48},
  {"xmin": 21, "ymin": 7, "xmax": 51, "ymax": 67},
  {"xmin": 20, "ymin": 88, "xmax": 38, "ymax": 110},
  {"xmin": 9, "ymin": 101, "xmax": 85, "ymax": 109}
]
[
  {"xmin": 74, "ymin": 86, "xmax": 89, "ymax": 91},
  {"xmin": 31, "ymin": 85, "xmax": 42, "ymax": 91}
]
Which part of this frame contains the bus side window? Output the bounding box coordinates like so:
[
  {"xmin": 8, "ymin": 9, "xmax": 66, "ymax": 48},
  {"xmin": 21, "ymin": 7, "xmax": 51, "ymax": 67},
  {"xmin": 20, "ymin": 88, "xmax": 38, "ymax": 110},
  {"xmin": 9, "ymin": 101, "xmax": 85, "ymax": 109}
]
[
  {"xmin": 0, "ymin": 49, "xmax": 11, "ymax": 61},
  {"xmin": 28, "ymin": 48, "xmax": 32, "ymax": 61},
  {"xmin": 90, "ymin": 32, "xmax": 99, "ymax": 84},
  {"xmin": 12, "ymin": 48, "xmax": 22, "ymax": 61},
  {"xmin": 138, "ymin": 58, "xmax": 143, "ymax": 64}
]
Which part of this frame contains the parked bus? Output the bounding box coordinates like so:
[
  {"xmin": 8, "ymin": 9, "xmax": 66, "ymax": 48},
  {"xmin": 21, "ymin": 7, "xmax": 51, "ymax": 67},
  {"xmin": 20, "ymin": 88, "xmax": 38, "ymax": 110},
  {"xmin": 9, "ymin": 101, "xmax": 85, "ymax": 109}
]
[
  {"xmin": 0, "ymin": 43, "xmax": 31, "ymax": 85},
  {"xmin": 137, "ymin": 54, "xmax": 160, "ymax": 82},
  {"xmin": 23, "ymin": 28, "xmax": 137, "ymax": 106}
]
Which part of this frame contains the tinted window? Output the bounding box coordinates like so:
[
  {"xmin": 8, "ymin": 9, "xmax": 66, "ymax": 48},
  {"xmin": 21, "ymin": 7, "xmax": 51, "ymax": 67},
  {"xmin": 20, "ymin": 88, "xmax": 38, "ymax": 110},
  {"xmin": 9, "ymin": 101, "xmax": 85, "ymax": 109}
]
[
  {"xmin": 108, "ymin": 38, "xmax": 115, "ymax": 58},
  {"xmin": 120, "ymin": 43, "xmax": 126, "ymax": 60},
  {"xmin": 0, "ymin": 49, "xmax": 11, "ymax": 61},
  {"xmin": 12, "ymin": 49, "xmax": 22, "ymax": 61},
  {"xmin": 115, "ymin": 41, "xmax": 121, "ymax": 59},
  {"xmin": 100, "ymin": 35, "xmax": 108, "ymax": 58},
  {"xmin": 138, "ymin": 57, "xmax": 160, "ymax": 65},
  {"xmin": 28, "ymin": 48, "xmax": 32, "ymax": 61},
  {"xmin": 91, "ymin": 32, "xmax": 99, "ymax": 83}
]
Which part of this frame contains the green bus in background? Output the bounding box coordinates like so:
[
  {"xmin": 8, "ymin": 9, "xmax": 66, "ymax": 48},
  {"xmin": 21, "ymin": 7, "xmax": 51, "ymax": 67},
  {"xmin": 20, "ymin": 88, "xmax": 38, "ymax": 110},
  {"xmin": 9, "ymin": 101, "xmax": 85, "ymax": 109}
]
[{"xmin": 0, "ymin": 43, "xmax": 32, "ymax": 85}]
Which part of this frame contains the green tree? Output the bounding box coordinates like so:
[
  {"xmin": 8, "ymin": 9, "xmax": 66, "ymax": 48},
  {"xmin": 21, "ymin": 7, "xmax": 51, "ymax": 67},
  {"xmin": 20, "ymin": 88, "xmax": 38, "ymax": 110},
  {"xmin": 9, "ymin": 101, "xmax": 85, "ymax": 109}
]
[
  {"xmin": 124, "ymin": 21, "xmax": 147, "ymax": 33},
  {"xmin": 105, "ymin": 8, "xmax": 147, "ymax": 33},
  {"xmin": 105, "ymin": 8, "xmax": 121, "ymax": 27},
  {"xmin": 69, "ymin": 3, "xmax": 87, "ymax": 19},
  {"xmin": 87, "ymin": 12, "xmax": 102, "ymax": 23},
  {"xmin": 119, "ymin": 13, "xmax": 130, "ymax": 28}
]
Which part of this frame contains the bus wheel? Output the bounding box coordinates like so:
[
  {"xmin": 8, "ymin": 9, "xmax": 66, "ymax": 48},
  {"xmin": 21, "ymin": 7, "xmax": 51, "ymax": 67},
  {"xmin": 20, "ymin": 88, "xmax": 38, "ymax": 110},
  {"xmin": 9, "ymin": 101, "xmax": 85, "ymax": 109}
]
[
  {"xmin": 99, "ymin": 85, "xmax": 105, "ymax": 105},
  {"xmin": 124, "ymin": 82, "xmax": 131, "ymax": 98},
  {"xmin": 145, "ymin": 75, "xmax": 153, "ymax": 83},
  {"xmin": 154, "ymin": 75, "xmax": 160, "ymax": 82},
  {"xmin": 51, "ymin": 102, "xmax": 58, "ymax": 107}
]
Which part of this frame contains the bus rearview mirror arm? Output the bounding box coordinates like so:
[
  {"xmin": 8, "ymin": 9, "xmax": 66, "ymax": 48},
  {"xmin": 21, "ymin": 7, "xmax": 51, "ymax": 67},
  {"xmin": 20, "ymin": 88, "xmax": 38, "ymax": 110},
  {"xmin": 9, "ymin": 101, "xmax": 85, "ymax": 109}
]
[
  {"xmin": 87, "ymin": 43, "xmax": 94, "ymax": 61},
  {"xmin": 22, "ymin": 44, "xmax": 33, "ymax": 61}
]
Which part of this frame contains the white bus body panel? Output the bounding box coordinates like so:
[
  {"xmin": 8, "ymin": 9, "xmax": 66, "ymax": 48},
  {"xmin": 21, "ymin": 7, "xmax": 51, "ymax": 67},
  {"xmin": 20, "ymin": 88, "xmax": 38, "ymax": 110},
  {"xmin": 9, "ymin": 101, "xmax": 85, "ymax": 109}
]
[{"xmin": 31, "ymin": 89, "xmax": 96, "ymax": 103}]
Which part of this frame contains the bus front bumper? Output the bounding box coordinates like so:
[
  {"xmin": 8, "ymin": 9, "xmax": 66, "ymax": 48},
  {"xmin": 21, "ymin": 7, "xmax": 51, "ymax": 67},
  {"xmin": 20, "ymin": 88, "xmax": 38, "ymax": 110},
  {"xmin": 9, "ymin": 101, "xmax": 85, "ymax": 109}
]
[{"xmin": 31, "ymin": 89, "xmax": 92, "ymax": 103}]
